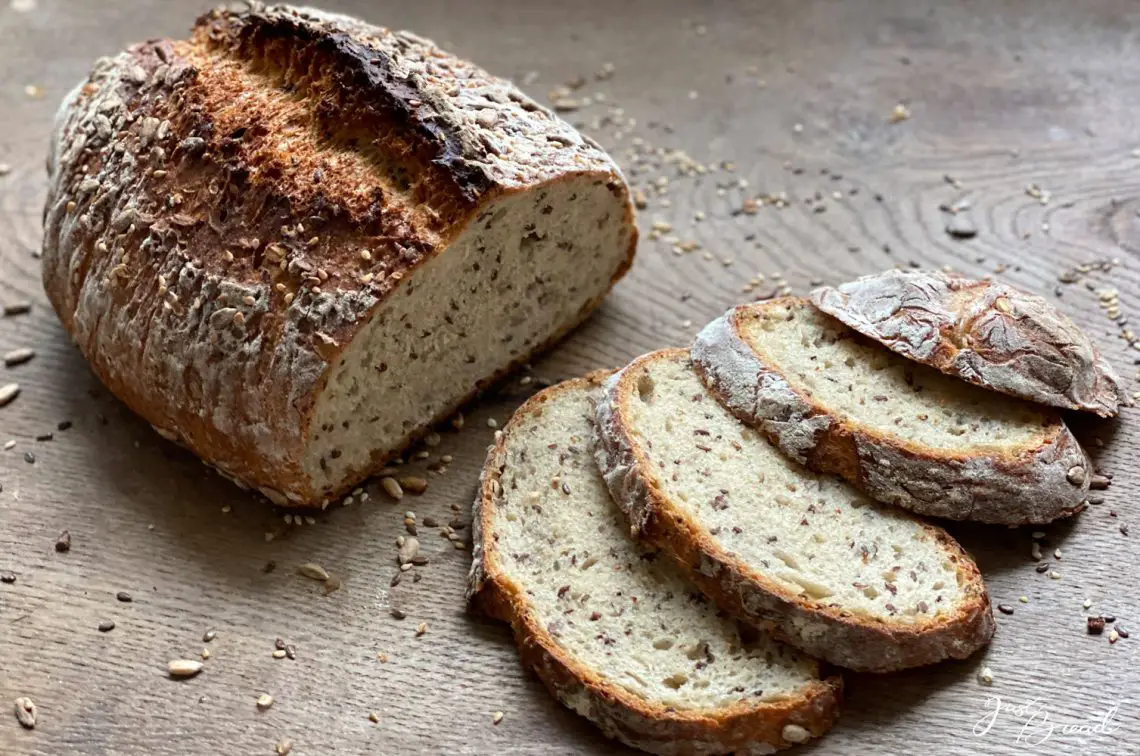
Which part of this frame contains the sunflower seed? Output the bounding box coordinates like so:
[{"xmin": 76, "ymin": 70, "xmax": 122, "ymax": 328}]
[
  {"xmin": 297, "ymin": 563, "xmax": 329, "ymax": 581},
  {"xmin": 14, "ymin": 697, "xmax": 36, "ymax": 729},
  {"xmin": 3, "ymin": 348, "xmax": 34, "ymax": 367},
  {"xmin": 381, "ymin": 477, "xmax": 403, "ymax": 500},
  {"xmin": 168, "ymin": 659, "xmax": 203, "ymax": 678},
  {"xmin": 0, "ymin": 383, "xmax": 19, "ymax": 407},
  {"xmin": 397, "ymin": 537, "xmax": 419, "ymax": 565}
]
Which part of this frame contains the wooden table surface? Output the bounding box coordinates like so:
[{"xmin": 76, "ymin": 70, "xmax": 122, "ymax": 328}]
[{"xmin": 2, "ymin": 0, "xmax": 1139, "ymax": 754}]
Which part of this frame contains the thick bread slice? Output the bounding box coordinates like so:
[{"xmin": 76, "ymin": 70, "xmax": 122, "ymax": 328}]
[
  {"xmin": 692, "ymin": 299, "xmax": 1091, "ymax": 525},
  {"xmin": 594, "ymin": 349, "xmax": 995, "ymax": 672},
  {"xmin": 811, "ymin": 269, "xmax": 1125, "ymax": 416},
  {"xmin": 468, "ymin": 373, "xmax": 841, "ymax": 755},
  {"xmin": 43, "ymin": 4, "xmax": 636, "ymax": 506}
]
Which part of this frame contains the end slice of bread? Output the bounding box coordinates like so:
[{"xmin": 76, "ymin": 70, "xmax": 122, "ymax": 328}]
[
  {"xmin": 692, "ymin": 299, "xmax": 1091, "ymax": 525},
  {"xmin": 468, "ymin": 373, "xmax": 841, "ymax": 755},
  {"xmin": 810, "ymin": 269, "xmax": 1125, "ymax": 416},
  {"xmin": 594, "ymin": 349, "xmax": 995, "ymax": 673}
]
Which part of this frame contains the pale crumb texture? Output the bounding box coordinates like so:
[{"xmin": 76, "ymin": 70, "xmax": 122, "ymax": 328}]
[
  {"xmin": 492, "ymin": 385, "xmax": 823, "ymax": 711},
  {"xmin": 624, "ymin": 355, "xmax": 966, "ymax": 623},
  {"xmin": 740, "ymin": 301, "xmax": 1045, "ymax": 451},
  {"xmin": 306, "ymin": 179, "xmax": 628, "ymax": 490}
]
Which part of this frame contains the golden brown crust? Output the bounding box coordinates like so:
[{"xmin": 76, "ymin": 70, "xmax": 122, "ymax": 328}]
[
  {"xmin": 594, "ymin": 349, "xmax": 996, "ymax": 673},
  {"xmin": 42, "ymin": 4, "xmax": 636, "ymax": 506},
  {"xmin": 691, "ymin": 300, "xmax": 1091, "ymax": 525},
  {"xmin": 468, "ymin": 373, "xmax": 843, "ymax": 755},
  {"xmin": 811, "ymin": 269, "xmax": 1126, "ymax": 417}
]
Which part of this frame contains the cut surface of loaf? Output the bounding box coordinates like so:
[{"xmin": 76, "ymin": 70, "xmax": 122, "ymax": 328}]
[
  {"xmin": 468, "ymin": 374, "xmax": 841, "ymax": 755},
  {"xmin": 811, "ymin": 269, "xmax": 1125, "ymax": 416},
  {"xmin": 594, "ymin": 349, "xmax": 995, "ymax": 672},
  {"xmin": 42, "ymin": 3, "xmax": 636, "ymax": 506},
  {"xmin": 692, "ymin": 299, "xmax": 1090, "ymax": 524}
]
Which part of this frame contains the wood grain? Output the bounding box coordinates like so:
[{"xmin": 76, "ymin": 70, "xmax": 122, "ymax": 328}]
[{"xmin": 2, "ymin": 1, "xmax": 1138, "ymax": 754}]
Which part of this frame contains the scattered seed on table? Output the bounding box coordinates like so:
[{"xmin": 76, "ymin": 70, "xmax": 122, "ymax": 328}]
[
  {"xmin": 98, "ymin": 620, "xmax": 115, "ymax": 632},
  {"xmin": 381, "ymin": 477, "xmax": 403, "ymax": 500},
  {"xmin": 297, "ymin": 563, "xmax": 329, "ymax": 581},
  {"xmin": 1088, "ymin": 617, "xmax": 1106, "ymax": 634},
  {"xmin": 399, "ymin": 476, "xmax": 428, "ymax": 495},
  {"xmin": 3, "ymin": 348, "xmax": 35, "ymax": 368},
  {"xmin": 284, "ymin": 644, "xmax": 295, "ymax": 660},
  {"xmin": 945, "ymin": 214, "xmax": 978, "ymax": 239},
  {"xmin": 415, "ymin": 622, "xmax": 428, "ymax": 636},
  {"xmin": 0, "ymin": 571, "xmax": 15, "ymax": 584},
  {"xmin": 1035, "ymin": 563, "xmax": 1049, "ymax": 574},
  {"xmin": 389, "ymin": 573, "xmax": 401, "ymax": 587},
  {"xmin": 23, "ymin": 451, "xmax": 35, "ymax": 464},
  {"xmin": 14, "ymin": 697, "xmax": 36, "ymax": 729},
  {"xmin": 35, "ymin": 433, "xmax": 53, "ymax": 442},
  {"xmin": 997, "ymin": 605, "xmax": 1014, "ymax": 615},
  {"xmin": 57, "ymin": 420, "xmax": 72, "ymax": 431},
  {"xmin": 3, "ymin": 302, "xmax": 32, "ymax": 317},
  {"xmin": 272, "ymin": 649, "xmax": 287, "ymax": 659},
  {"xmin": 203, "ymin": 629, "xmax": 217, "ymax": 643},
  {"xmin": 978, "ymin": 667, "xmax": 994, "ymax": 685},
  {"xmin": 493, "ymin": 711, "xmax": 505, "ymax": 725},
  {"xmin": 369, "ymin": 711, "xmax": 380, "ymax": 723},
  {"xmin": 276, "ymin": 738, "xmax": 293, "ymax": 755},
  {"xmin": 390, "ymin": 608, "xmax": 406, "ymax": 620},
  {"xmin": 1116, "ymin": 625, "xmax": 1130, "ymax": 639},
  {"xmin": 55, "ymin": 530, "xmax": 71, "ymax": 552},
  {"xmin": 0, "ymin": 383, "xmax": 19, "ymax": 407},
  {"xmin": 257, "ymin": 694, "xmax": 274, "ymax": 711},
  {"xmin": 168, "ymin": 659, "xmax": 203, "ymax": 678},
  {"xmin": 1109, "ymin": 629, "xmax": 1120, "ymax": 644},
  {"xmin": 201, "ymin": 648, "xmax": 210, "ymax": 660},
  {"xmin": 422, "ymin": 516, "xmax": 438, "ymax": 528},
  {"xmin": 116, "ymin": 591, "xmax": 132, "ymax": 602}
]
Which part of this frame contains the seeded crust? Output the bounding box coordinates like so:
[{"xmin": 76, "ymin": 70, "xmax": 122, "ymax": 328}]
[
  {"xmin": 691, "ymin": 300, "xmax": 1091, "ymax": 525},
  {"xmin": 41, "ymin": 3, "xmax": 636, "ymax": 506},
  {"xmin": 468, "ymin": 373, "xmax": 843, "ymax": 755},
  {"xmin": 811, "ymin": 269, "xmax": 1125, "ymax": 417},
  {"xmin": 594, "ymin": 349, "xmax": 996, "ymax": 673}
]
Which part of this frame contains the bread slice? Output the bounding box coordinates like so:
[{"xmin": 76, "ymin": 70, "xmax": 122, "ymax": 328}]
[
  {"xmin": 811, "ymin": 269, "xmax": 1125, "ymax": 416},
  {"xmin": 691, "ymin": 299, "xmax": 1091, "ymax": 524},
  {"xmin": 594, "ymin": 349, "xmax": 995, "ymax": 673},
  {"xmin": 43, "ymin": 4, "xmax": 637, "ymax": 506},
  {"xmin": 468, "ymin": 373, "xmax": 841, "ymax": 755}
]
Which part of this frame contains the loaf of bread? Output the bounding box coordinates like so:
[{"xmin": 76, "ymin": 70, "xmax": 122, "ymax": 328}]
[
  {"xmin": 468, "ymin": 373, "xmax": 841, "ymax": 754},
  {"xmin": 42, "ymin": 3, "xmax": 637, "ymax": 505}
]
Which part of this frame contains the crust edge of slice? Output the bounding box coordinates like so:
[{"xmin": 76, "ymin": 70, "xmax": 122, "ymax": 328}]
[
  {"xmin": 593, "ymin": 348, "xmax": 996, "ymax": 674},
  {"xmin": 467, "ymin": 371, "xmax": 843, "ymax": 755},
  {"xmin": 691, "ymin": 299, "xmax": 1091, "ymax": 526}
]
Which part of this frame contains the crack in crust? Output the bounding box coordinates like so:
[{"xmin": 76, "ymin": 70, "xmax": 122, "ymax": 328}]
[
  {"xmin": 811, "ymin": 269, "xmax": 1126, "ymax": 417},
  {"xmin": 468, "ymin": 373, "xmax": 843, "ymax": 755},
  {"xmin": 594, "ymin": 349, "xmax": 996, "ymax": 673},
  {"xmin": 691, "ymin": 300, "xmax": 1091, "ymax": 525}
]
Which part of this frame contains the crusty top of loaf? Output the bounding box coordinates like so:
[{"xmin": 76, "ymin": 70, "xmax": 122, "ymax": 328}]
[{"xmin": 42, "ymin": 2, "xmax": 631, "ymax": 502}]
